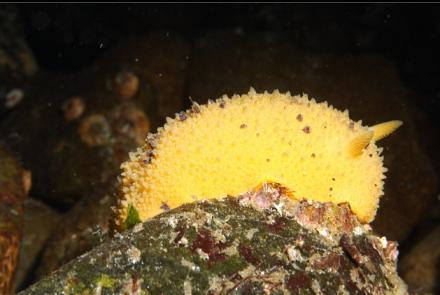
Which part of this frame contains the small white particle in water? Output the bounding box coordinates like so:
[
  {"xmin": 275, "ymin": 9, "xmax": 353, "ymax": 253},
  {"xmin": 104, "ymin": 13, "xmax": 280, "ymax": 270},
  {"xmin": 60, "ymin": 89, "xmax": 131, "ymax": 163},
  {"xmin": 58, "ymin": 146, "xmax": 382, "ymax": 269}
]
[{"xmin": 235, "ymin": 27, "xmax": 244, "ymax": 35}]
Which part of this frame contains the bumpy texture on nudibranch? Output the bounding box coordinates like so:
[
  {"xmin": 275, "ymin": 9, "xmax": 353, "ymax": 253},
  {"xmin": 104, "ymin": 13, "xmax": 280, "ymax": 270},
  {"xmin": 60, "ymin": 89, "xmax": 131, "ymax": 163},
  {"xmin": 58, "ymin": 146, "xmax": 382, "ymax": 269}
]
[{"xmin": 116, "ymin": 89, "xmax": 399, "ymax": 228}]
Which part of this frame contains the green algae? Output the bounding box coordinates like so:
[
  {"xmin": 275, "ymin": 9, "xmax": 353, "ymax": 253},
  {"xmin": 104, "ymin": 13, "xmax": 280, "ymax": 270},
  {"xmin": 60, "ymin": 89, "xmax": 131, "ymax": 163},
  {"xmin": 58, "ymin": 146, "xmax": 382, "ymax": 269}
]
[{"xmin": 123, "ymin": 204, "xmax": 141, "ymax": 230}]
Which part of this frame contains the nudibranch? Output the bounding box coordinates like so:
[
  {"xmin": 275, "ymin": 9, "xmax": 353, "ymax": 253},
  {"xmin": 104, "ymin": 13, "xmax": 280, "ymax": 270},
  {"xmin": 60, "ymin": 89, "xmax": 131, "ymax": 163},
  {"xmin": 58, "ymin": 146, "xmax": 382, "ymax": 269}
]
[{"xmin": 115, "ymin": 88, "xmax": 401, "ymax": 229}]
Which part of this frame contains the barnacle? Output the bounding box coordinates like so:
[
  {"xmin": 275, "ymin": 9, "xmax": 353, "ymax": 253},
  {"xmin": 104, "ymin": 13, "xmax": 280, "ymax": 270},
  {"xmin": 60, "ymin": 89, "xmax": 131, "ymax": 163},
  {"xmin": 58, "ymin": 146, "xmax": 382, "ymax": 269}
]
[{"xmin": 115, "ymin": 88, "xmax": 401, "ymax": 228}]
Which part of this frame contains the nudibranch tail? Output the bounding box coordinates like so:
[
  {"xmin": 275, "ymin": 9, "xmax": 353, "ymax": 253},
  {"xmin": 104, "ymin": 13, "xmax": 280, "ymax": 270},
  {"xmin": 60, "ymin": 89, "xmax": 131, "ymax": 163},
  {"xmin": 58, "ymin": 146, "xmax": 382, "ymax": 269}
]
[
  {"xmin": 348, "ymin": 131, "xmax": 374, "ymax": 157},
  {"xmin": 371, "ymin": 120, "xmax": 403, "ymax": 141}
]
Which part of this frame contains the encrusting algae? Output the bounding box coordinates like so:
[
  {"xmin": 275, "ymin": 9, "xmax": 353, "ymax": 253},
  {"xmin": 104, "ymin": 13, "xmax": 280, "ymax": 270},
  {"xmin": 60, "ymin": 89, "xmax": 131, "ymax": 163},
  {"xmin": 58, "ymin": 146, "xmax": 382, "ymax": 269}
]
[{"xmin": 115, "ymin": 88, "xmax": 401, "ymax": 229}]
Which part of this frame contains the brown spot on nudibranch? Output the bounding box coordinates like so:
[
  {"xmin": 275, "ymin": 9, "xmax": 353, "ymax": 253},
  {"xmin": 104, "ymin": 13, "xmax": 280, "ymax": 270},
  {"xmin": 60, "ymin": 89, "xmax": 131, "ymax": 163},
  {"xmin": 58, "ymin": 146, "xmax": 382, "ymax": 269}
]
[
  {"xmin": 178, "ymin": 112, "xmax": 187, "ymax": 121},
  {"xmin": 240, "ymin": 123, "xmax": 247, "ymax": 129},
  {"xmin": 302, "ymin": 126, "xmax": 311, "ymax": 134},
  {"xmin": 296, "ymin": 114, "xmax": 303, "ymax": 122},
  {"xmin": 160, "ymin": 202, "xmax": 170, "ymax": 211}
]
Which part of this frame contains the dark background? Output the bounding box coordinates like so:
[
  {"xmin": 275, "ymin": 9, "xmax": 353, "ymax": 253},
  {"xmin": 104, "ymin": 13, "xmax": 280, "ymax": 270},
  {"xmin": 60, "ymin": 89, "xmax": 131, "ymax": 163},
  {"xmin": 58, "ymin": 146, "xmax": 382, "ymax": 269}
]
[{"xmin": 18, "ymin": 4, "xmax": 440, "ymax": 122}]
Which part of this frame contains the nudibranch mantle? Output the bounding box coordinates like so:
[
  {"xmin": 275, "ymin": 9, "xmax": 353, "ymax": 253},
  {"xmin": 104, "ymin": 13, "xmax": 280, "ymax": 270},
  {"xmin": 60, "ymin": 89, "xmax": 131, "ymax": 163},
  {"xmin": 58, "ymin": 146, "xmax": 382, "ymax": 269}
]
[{"xmin": 116, "ymin": 88, "xmax": 401, "ymax": 228}]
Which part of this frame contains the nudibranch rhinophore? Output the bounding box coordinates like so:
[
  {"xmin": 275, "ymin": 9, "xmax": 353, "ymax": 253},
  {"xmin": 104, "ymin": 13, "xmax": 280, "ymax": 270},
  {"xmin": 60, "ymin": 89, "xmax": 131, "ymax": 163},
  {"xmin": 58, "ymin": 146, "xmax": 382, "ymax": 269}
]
[{"xmin": 115, "ymin": 88, "xmax": 402, "ymax": 229}]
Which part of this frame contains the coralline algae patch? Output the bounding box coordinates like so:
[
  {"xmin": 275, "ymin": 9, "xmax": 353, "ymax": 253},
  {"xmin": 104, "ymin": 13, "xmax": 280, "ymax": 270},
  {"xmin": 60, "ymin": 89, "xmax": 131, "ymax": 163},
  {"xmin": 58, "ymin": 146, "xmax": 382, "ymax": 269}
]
[{"xmin": 117, "ymin": 89, "xmax": 399, "ymax": 228}]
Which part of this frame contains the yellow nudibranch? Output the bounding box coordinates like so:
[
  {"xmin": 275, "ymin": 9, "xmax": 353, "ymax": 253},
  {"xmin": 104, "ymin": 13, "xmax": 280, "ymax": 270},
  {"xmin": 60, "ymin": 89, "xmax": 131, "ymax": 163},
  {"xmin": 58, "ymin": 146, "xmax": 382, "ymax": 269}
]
[{"xmin": 115, "ymin": 89, "xmax": 402, "ymax": 228}]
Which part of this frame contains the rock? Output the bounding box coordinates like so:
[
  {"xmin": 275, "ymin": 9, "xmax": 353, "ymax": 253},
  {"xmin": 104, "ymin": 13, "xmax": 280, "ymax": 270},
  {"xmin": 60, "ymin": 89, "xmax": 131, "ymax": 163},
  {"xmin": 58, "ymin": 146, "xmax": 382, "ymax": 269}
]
[
  {"xmin": 0, "ymin": 5, "xmax": 37, "ymax": 80},
  {"xmin": 97, "ymin": 32, "xmax": 190, "ymax": 121},
  {"xmin": 186, "ymin": 31, "xmax": 438, "ymax": 243},
  {"xmin": 19, "ymin": 185, "xmax": 407, "ymax": 294},
  {"xmin": 0, "ymin": 32, "xmax": 190, "ymax": 205},
  {"xmin": 36, "ymin": 193, "xmax": 114, "ymax": 279},
  {"xmin": 399, "ymin": 225, "xmax": 440, "ymax": 293},
  {"xmin": 14, "ymin": 198, "xmax": 60, "ymax": 291},
  {"xmin": 0, "ymin": 5, "xmax": 37, "ymax": 118},
  {"xmin": 0, "ymin": 145, "xmax": 28, "ymax": 294}
]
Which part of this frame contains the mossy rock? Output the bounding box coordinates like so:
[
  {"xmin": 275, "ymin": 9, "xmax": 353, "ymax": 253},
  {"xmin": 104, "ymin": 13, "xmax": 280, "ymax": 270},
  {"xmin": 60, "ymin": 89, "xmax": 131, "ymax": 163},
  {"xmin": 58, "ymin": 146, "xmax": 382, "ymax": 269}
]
[{"xmin": 19, "ymin": 186, "xmax": 407, "ymax": 294}]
